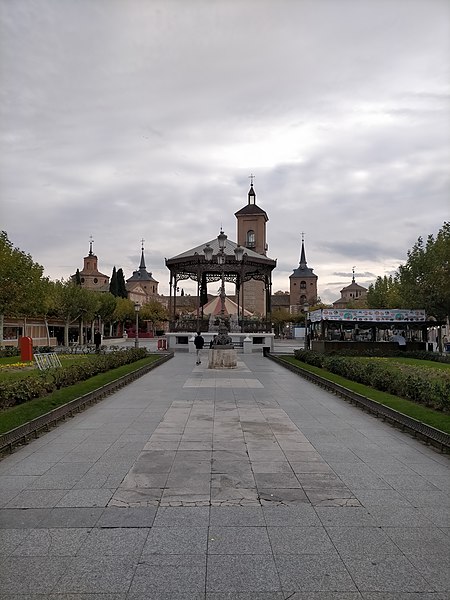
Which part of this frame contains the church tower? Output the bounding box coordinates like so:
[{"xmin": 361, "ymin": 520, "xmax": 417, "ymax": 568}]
[
  {"xmin": 74, "ymin": 238, "xmax": 110, "ymax": 292},
  {"xmin": 126, "ymin": 240, "xmax": 159, "ymax": 305},
  {"xmin": 235, "ymin": 179, "xmax": 269, "ymax": 315},
  {"xmin": 289, "ymin": 236, "xmax": 318, "ymax": 314}
]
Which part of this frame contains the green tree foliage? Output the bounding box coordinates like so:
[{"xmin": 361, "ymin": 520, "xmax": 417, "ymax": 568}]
[
  {"xmin": 0, "ymin": 232, "xmax": 49, "ymax": 345},
  {"xmin": 0, "ymin": 232, "xmax": 46, "ymax": 317},
  {"xmin": 113, "ymin": 297, "xmax": 135, "ymax": 323},
  {"xmin": 140, "ymin": 299, "xmax": 168, "ymax": 333},
  {"xmin": 397, "ymin": 222, "xmax": 450, "ymax": 320},
  {"xmin": 116, "ymin": 268, "xmax": 128, "ymax": 298},
  {"xmin": 109, "ymin": 266, "xmax": 118, "ymax": 296},
  {"xmin": 271, "ymin": 308, "xmax": 292, "ymax": 336},
  {"xmin": 97, "ymin": 292, "xmax": 117, "ymax": 325},
  {"xmin": 367, "ymin": 275, "xmax": 401, "ymax": 308}
]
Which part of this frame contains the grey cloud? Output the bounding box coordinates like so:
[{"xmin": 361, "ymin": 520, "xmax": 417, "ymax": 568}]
[{"xmin": 1, "ymin": 0, "xmax": 449, "ymax": 303}]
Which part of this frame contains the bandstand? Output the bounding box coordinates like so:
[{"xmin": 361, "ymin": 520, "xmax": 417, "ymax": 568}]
[{"xmin": 165, "ymin": 229, "xmax": 277, "ymax": 346}]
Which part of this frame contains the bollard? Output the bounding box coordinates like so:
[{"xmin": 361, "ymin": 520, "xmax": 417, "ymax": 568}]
[{"xmin": 19, "ymin": 336, "xmax": 33, "ymax": 361}]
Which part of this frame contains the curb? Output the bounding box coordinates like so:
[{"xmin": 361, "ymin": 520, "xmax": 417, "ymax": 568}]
[
  {"xmin": 268, "ymin": 353, "xmax": 450, "ymax": 453},
  {"xmin": 0, "ymin": 352, "xmax": 174, "ymax": 455}
]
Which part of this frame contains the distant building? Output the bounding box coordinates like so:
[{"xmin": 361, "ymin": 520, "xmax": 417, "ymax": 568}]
[
  {"xmin": 235, "ymin": 181, "xmax": 270, "ymax": 315},
  {"xmin": 126, "ymin": 242, "xmax": 159, "ymax": 305},
  {"xmin": 73, "ymin": 239, "xmax": 109, "ymax": 292},
  {"xmin": 332, "ymin": 269, "xmax": 368, "ymax": 308},
  {"xmin": 289, "ymin": 237, "xmax": 318, "ymax": 314}
]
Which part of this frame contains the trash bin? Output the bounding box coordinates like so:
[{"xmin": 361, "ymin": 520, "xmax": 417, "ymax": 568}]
[
  {"xmin": 157, "ymin": 339, "xmax": 167, "ymax": 351},
  {"xmin": 19, "ymin": 336, "xmax": 33, "ymax": 361}
]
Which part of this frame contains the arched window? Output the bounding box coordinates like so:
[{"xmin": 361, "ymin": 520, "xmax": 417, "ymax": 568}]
[
  {"xmin": 246, "ymin": 230, "xmax": 255, "ymax": 248},
  {"xmin": 300, "ymin": 280, "xmax": 306, "ymax": 290}
]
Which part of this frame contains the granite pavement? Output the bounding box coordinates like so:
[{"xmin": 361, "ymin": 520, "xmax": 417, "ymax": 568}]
[{"xmin": 0, "ymin": 350, "xmax": 449, "ymax": 599}]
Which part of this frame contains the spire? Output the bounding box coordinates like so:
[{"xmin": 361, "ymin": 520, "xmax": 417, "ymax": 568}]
[
  {"xmin": 248, "ymin": 173, "xmax": 256, "ymax": 204},
  {"xmin": 299, "ymin": 233, "xmax": 307, "ymax": 269},
  {"xmin": 139, "ymin": 238, "xmax": 146, "ymax": 270},
  {"xmin": 352, "ymin": 266, "xmax": 356, "ymax": 283},
  {"xmin": 89, "ymin": 235, "xmax": 94, "ymax": 256}
]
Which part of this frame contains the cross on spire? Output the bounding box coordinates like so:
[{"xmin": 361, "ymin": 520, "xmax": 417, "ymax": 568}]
[
  {"xmin": 249, "ymin": 173, "xmax": 255, "ymax": 185},
  {"xmin": 141, "ymin": 238, "xmax": 145, "ymax": 251},
  {"xmin": 89, "ymin": 235, "xmax": 94, "ymax": 255}
]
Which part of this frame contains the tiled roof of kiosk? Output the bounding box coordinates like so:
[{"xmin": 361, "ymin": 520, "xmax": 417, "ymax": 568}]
[{"xmin": 168, "ymin": 237, "xmax": 273, "ymax": 262}]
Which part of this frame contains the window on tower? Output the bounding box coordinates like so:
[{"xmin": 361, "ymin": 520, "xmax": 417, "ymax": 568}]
[
  {"xmin": 300, "ymin": 281, "xmax": 306, "ymax": 290},
  {"xmin": 246, "ymin": 230, "xmax": 255, "ymax": 248}
]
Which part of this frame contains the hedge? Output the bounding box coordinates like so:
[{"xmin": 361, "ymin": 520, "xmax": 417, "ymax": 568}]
[
  {"xmin": 0, "ymin": 348, "xmax": 148, "ymax": 410},
  {"xmin": 293, "ymin": 350, "xmax": 450, "ymax": 411}
]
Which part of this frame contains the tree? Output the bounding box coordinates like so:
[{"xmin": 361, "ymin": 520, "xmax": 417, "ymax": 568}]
[
  {"xmin": 52, "ymin": 280, "xmax": 99, "ymax": 345},
  {"xmin": 367, "ymin": 275, "xmax": 401, "ymax": 308},
  {"xmin": 109, "ymin": 266, "xmax": 118, "ymax": 296},
  {"xmin": 97, "ymin": 292, "xmax": 118, "ymax": 336},
  {"xmin": 113, "ymin": 297, "xmax": 135, "ymax": 334},
  {"xmin": 0, "ymin": 231, "xmax": 47, "ymax": 345},
  {"xmin": 397, "ymin": 222, "xmax": 450, "ymax": 320},
  {"xmin": 271, "ymin": 308, "xmax": 292, "ymax": 337},
  {"xmin": 116, "ymin": 268, "xmax": 128, "ymax": 299},
  {"xmin": 140, "ymin": 299, "xmax": 168, "ymax": 334}
]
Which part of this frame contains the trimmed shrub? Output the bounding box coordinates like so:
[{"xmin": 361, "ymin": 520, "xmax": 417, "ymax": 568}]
[
  {"xmin": 0, "ymin": 347, "xmax": 20, "ymax": 359},
  {"xmin": 293, "ymin": 350, "xmax": 450, "ymax": 411},
  {"xmin": 0, "ymin": 348, "xmax": 149, "ymax": 410}
]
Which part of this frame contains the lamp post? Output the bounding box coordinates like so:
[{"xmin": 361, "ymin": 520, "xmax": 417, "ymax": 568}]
[
  {"xmin": 203, "ymin": 231, "xmax": 244, "ymax": 319},
  {"xmin": 303, "ymin": 302, "xmax": 309, "ymax": 349},
  {"xmin": 134, "ymin": 302, "xmax": 140, "ymax": 348}
]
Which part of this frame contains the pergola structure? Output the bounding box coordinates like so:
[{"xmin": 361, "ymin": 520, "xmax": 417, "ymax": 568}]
[{"xmin": 165, "ymin": 230, "xmax": 277, "ymax": 331}]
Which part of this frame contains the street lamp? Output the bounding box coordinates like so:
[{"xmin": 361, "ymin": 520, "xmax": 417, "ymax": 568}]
[
  {"xmin": 203, "ymin": 231, "xmax": 244, "ymax": 318},
  {"xmin": 303, "ymin": 302, "xmax": 309, "ymax": 349},
  {"xmin": 134, "ymin": 302, "xmax": 140, "ymax": 348}
]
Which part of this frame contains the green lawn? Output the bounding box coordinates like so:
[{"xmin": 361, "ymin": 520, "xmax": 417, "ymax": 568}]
[
  {"xmin": 281, "ymin": 356, "xmax": 450, "ymax": 434},
  {"xmin": 356, "ymin": 356, "xmax": 450, "ymax": 371},
  {"xmin": 0, "ymin": 355, "xmax": 162, "ymax": 435}
]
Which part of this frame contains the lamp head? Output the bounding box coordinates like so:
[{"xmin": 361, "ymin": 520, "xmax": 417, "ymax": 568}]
[
  {"xmin": 234, "ymin": 245, "xmax": 244, "ymax": 262},
  {"xmin": 203, "ymin": 243, "xmax": 213, "ymax": 262},
  {"xmin": 217, "ymin": 229, "xmax": 227, "ymax": 250}
]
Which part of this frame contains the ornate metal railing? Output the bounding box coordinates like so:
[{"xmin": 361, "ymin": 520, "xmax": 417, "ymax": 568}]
[{"xmin": 169, "ymin": 319, "xmax": 273, "ymax": 333}]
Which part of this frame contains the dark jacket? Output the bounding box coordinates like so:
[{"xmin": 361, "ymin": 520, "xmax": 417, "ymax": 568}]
[{"xmin": 194, "ymin": 334, "xmax": 204, "ymax": 349}]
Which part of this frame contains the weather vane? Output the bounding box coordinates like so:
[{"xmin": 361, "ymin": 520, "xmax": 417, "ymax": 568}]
[
  {"xmin": 249, "ymin": 173, "xmax": 255, "ymax": 185},
  {"xmin": 141, "ymin": 238, "xmax": 145, "ymax": 251}
]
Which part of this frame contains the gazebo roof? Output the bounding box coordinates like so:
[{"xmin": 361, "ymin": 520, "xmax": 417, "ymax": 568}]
[{"xmin": 168, "ymin": 236, "xmax": 273, "ymax": 263}]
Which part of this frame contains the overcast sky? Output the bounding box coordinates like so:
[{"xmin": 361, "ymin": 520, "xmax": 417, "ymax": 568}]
[{"xmin": 1, "ymin": 0, "xmax": 449, "ymax": 304}]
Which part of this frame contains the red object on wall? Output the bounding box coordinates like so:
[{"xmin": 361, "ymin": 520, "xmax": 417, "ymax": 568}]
[
  {"xmin": 157, "ymin": 339, "xmax": 167, "ymax": 350},
  {"xmin": 20, "ymin": 336, "xmax": 33, "ymax": 361}
]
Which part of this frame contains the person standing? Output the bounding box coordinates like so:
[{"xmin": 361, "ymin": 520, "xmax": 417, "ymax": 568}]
[
  {"xmin": 94, "ymin": 329, "xmax": 102, "ymax": 352},
  {"xmin": 194, "ymin": 331, "xmax": 205, "ymax": 365}
]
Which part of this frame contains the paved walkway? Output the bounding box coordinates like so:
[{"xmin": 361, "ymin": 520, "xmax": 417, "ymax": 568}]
[{"xmin": 0, "ymin": 351, "xmax": 449, "ymax": 599}]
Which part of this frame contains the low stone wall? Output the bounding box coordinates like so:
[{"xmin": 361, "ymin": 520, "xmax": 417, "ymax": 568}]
[{"xmin": 166, "ymin": 332, "xmax": 275, "ymax": 352}]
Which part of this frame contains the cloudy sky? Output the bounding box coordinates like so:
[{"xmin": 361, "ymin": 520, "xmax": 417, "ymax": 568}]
[{"xmin": 1, "ymin": 0, "xmax": 449, "ymax": 304}]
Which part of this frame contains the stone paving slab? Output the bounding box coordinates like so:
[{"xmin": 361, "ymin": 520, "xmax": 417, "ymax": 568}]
[{"xmin": 0, "ymin": 351, "xmax": 449, "ymax": 597}]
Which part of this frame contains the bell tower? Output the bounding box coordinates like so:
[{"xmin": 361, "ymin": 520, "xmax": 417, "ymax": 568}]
[
  {"xmin": 235, "ymin": 176, "xmax": 268, "ymax": 256},
  {"xmin": 235, "ymin": 177, "xmax": 269, "ymax": 315},
  {"xmin": 289, "ymin": 235, "xmax": 318, "ymax": 313}
]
